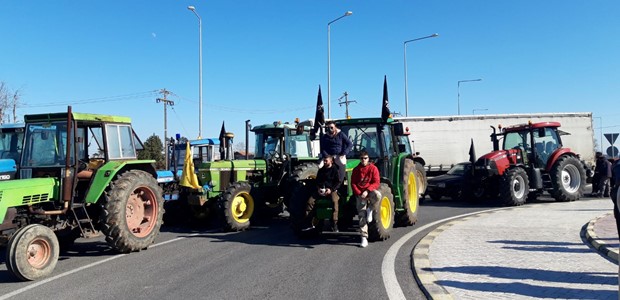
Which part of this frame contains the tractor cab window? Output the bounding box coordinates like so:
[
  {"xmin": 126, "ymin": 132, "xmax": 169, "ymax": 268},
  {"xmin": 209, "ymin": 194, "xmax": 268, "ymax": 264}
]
[
  {"xmin": 0, "ymin": 130, "xmax": 23, "ymax": 163},
  {"xmin": 533, "ymin": 127, "xmax": 560, "ymax": 166},
  {"xmin": 87, "ymin": 127, "xmax": 105, "ymax": 159},
  {"xmin": 504, "ymin": 131, "xmax": 532, "ymax": 164},
  {"xmin": 398, "ymin": 136, "xmax": 412, "ymax": 154},
  {"xmin": 106, "ymin": 124, "xmax": 137, "ymax": 159},
  {"xmin": 381, "ymin": 125, "xmax": 395, "ymax": 157},
  {"xmin": 254, "ymin": 132, "xmax": 282, "ymax": 159},
  {"xmin": 285, "ymin": 130, "xmax": 312, "ymax": 158},
  {"xmin": 340, "ymin": 124, "xmax": 379, "ymax": 159},
  {"xmin": 22, "ymin": 122, "xmax": 72, "ymax": 167}
]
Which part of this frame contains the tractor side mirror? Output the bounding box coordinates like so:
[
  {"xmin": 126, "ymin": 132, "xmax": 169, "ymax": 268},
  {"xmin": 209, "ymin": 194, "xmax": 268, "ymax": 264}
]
[
  {"xmin": 538, "ymin": 128, "xmax": 546, "ymax": 137},
  {"xmin": 393, "ymin": 123, "xmax": 405, "ymax": 136}
]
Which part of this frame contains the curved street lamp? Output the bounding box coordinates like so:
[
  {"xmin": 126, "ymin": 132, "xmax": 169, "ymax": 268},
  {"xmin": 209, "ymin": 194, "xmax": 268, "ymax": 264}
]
[
  {"xmin": 403, "ymin": 33, "xmax": 438, "ymax": 117},
  {"xmin": 457, "ymin": 79, "xmax": 482, "ymax": 115},
  {"xmin": 188, "ymin": 5, "xmax": 203, "ymax": 138},
  {"xmin": 327, "ymin": 11, "xmax": 352, "ymax": 119}
]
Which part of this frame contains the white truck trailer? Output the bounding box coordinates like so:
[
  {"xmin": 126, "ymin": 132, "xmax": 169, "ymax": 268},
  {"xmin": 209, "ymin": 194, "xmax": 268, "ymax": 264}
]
[{"xmin": 396, "ymin": 112, "xmax": 594, "ymax": 174}]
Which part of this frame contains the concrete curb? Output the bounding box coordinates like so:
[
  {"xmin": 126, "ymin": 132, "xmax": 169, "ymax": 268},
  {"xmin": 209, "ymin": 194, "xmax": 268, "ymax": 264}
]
[{"xmin": 584, "ymin": 213, "xmax": 619, "ymax": 264}]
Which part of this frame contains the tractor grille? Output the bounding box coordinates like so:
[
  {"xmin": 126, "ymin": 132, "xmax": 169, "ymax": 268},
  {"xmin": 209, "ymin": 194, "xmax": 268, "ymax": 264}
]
[
  {"xmin": 22, "ymin": 193, "xmax": 50, "ymax": 205},
  {"xmin": 0, "ymin": 191, "xmax": 3, "ymax": 203}
]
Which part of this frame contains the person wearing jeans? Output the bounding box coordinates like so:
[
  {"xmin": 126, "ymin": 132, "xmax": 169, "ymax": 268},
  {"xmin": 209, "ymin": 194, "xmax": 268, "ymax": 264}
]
[
  {"xmin": 351, "ymin": 151, "xmax": 381, "ymax": 248},
  {"xmin": 319, "ymin": 121, "xmax": 353, "ymax": 182}
]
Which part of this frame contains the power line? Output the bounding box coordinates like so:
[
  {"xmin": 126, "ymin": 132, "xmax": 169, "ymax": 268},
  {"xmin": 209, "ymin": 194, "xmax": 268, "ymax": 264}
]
[{"xmin": 22, "ymin": 90, "xmax": 159, "ymax": 108}]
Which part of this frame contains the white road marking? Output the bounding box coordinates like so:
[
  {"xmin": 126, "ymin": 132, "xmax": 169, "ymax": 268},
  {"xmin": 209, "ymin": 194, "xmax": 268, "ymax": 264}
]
[
  {"xmin": 1, "ymin": 230, "xmax": 217, "ymax": 299},
  {"xmin": 382, "ymin": 208, "xmax": 508, "ymax": 300}
]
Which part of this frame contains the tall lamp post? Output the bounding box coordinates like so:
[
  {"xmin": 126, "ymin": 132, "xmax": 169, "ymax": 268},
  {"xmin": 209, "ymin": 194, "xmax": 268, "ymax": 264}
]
[
  {"xmin": 188, "ymin": 5, "xmax": 203, "ymax": 138},
  {"xmin": 327, "ymin": 11, "xmax": 352, "ymax": 119},
  {"xmin": 404, "ymin": 33, "xmax": 438, "ymax": 117},
  {"xmin": 472, "ymin": 108, "xmax": 488, "ymax": 115},
  {"xmin": 594, "ymin": 116, "xmax": 603, "ymax": 152},
  {"xmin": 457, "ymin": 79, "xmax": 482, "ymax": 115}
]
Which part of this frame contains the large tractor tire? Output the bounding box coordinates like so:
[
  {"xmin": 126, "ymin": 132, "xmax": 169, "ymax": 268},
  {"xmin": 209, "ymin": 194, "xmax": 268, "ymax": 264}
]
[
  {"xmin": 550, "ymin": 156, "xmax": 586, "ymax": 202},
  {"xmin": 102, "ymin": 170, "xmax": 164, "ymax": 253},
  {"xmin": 499, "ymin": 168, "xmax": 529, "ymax": 206},
  {"xmin": 288, "ymin": 181, "xmax": 323, "ymax": 238},
  {"xmin": 368, "ymin": 183, "xmax": 395, "ymax": 241},
  {"xmin": 286, "ymin": 162, "xmax": 319, "ymax": 206},
  {"xmin": 219, "ymin": 182, "xmax": 254, "ymax": 231},
  {"xmin": 396, "ymin": 158, "xmax": 419, "ymax": 226},
  {"xmin": 414, "ymin": 161, "xmax": 427, "ymax": 196},
  {"xmin": 6, "ymin": 224, "xmax": 59, "ymax": 281}
]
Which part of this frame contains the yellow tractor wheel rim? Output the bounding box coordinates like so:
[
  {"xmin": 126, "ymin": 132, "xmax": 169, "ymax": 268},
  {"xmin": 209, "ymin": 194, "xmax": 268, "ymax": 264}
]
[
  {"xmin": 407, "ymin": 172, "xmax": 418, "ymax": 213},
  {"xmin": 231, "ymin": 192, "xmax": 254, "ymax": 223},
  {"xmin": 379, "ymin": 195, "xmax": 392, "ymax": 229}
]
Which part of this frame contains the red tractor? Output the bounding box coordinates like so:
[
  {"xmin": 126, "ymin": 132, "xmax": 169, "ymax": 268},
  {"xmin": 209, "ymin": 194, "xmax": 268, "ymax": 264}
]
[{"xmin": 470, "ymin": 121, "xmax": 586, "ymax": 206}]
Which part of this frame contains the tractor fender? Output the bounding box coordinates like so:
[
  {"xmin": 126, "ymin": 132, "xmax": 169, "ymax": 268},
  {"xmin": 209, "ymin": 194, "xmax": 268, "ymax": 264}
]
[
  {"xmin": 85, "ymin": 160, "xmax": 157, "ymax": 204},
  {"xmin": 410, "ymin": 155, "xmax": 425, "ymax": 167},
  {"xmin": 545, "ymin": 148, "xmax": 576, "ymax": 171}
]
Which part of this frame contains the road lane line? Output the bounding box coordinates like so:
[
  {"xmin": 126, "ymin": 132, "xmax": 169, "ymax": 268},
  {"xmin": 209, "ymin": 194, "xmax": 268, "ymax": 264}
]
[
  {"xmin": 1, "ymin": 230, "xmax": 218, "ymax": 299},
  {"xmin": 381, "ymin": 208, "xmax": 508, "ymax": 300}
]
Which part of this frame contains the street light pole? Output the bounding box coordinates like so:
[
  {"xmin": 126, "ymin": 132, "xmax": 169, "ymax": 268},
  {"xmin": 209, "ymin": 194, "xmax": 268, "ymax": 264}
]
[
  {"xmin": 457, "ymin": 79, "xmax": 482, "ymax": 115},
  {"xmin": 327, "ymin": 11, "xmax": 352, "ymax": 119},
  {"xmin": 404, "ymin": 33, "xmax": 438, "ymax": 117},
  {"xmin": 472, "ymin": 108, "xmax": 488, "ymax": 115},
  {"xmin": 188, "ymin": 6, "xmax": 203, "ymax": 138}
]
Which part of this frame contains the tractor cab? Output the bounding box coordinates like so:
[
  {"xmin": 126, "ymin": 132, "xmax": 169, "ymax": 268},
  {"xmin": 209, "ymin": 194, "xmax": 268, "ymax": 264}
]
[
  {"xmin": 0, "ymin": 123, "xmax": 24, "ymax": 180},
  {"xmin": 252, "ymin": 120, "xmax": 314, "ymax": 182}
]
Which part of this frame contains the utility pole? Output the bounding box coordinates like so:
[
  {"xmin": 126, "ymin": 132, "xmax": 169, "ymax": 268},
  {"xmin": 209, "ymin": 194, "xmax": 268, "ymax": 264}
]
[
  {"xmin": 156, "ymin": 88, "xmax": 175, "ymax": 169},
  {"xmin": 337, "ymin": 91, "xmax": 357, "ymax": 119}
]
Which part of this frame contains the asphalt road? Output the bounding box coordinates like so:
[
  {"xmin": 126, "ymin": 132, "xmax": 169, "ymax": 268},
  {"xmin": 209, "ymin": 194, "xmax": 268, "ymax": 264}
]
[{"xmin": 0, "ymin": 200, "xmax": 500, "ymax": 300}]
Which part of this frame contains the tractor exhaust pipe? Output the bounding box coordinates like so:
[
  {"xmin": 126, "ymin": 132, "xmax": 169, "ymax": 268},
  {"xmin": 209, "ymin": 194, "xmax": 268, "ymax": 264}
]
[
  {"xmin": 490, "ymin": 125, "xmax": 499, "ymax": 151},
  {"xmin": 245, "ymin": 120, "xmax": 251, "ymax": 159}
]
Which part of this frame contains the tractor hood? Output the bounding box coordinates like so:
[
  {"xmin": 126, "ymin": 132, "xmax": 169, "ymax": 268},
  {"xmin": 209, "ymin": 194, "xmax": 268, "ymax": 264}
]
[{"xmin": 475, "ymin": 149, "xmax": 523, "ymax": 176}]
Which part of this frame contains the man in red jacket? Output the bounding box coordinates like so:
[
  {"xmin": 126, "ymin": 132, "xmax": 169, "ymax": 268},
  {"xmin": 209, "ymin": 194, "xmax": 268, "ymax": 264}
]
[{"xmin": 351, "ymin": 151, "xmax": 381, "ymax": 248}]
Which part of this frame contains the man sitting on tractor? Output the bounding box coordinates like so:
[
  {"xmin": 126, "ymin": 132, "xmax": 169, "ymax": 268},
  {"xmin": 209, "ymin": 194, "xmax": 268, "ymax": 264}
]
[
  {"xmin": 351, "ymin": 151, "xmax": 381, "ymax": 248},
  {"xmin": 303, "ymin": 155, "xmax": 342, "ymax": 232}
]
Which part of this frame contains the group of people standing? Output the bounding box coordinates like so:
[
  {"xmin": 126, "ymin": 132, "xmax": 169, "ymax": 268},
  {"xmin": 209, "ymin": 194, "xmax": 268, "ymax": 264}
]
[{"xmin": 303, "ymin": 121, "xmax": 381, "ymax": 248}]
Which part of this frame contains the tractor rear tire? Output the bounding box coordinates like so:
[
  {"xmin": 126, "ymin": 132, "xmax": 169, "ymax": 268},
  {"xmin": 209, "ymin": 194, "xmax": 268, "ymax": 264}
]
[
  {"xmin": 396, "ymin": 158, "xmax": 419, "ymax": 226},
  {"xmin": 288, "ymin": 182, "xmax": 320, "ymax": 238},
  {"xmin": 414, "ymin": 161, "xmax": 427, "ymax": 196},
  {"xmin": 286, "ymin": 162, "xmax": 319, "ymax": 206},
  {"xmin": 219, "ymin": 182, "xmax": 254, "ymax": 231},
  {"xmin": 102, "ymin": 170, "xmax": 164, "ymax": 253},
  {"xmin": 499, "ymin": 168, "xmax": 529, "ymax": 206},
  {"xmin": 6, "ymin": 224, "xmax": 59, "ymax": 281},
  {"xmin": 550, "ymin": 156, "xmax": 586, "ymax": 202},
  {"xmin": 368, "ymin": 183, "xmax": 395, "ymax": 241}
]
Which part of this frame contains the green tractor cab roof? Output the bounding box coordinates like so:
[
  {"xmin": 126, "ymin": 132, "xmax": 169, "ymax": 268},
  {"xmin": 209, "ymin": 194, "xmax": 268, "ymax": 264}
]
[
  {"xmin": 251, "ymin": 121, "xmax": 312, "ymax": 132},
  {"xmin": 24, "ymin": 112, "xmax": 132, "ymax": 124}
]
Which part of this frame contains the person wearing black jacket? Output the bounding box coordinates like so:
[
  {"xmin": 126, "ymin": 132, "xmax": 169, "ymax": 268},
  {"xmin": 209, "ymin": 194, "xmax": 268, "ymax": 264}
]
[{"xmin": 304, "ymin": 156, "xmax": 342, "ymax": 232}]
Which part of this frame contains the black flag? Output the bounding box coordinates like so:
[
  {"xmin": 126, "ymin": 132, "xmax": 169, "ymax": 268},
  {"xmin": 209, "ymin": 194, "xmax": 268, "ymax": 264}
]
[
  {"xmin": 381, "ymin": 76, "xmax": 391, "ymax": 122},
  {"xmin": 469, "ymin": 138, "xmax": 476, "ymax": 175},
  {"xmin": 219, "ymin": 121, "xmax": 227, "ymax": 159},
  {"xmin": 311, "ymin": 85, "xmax": 325, "ymax": 140}
]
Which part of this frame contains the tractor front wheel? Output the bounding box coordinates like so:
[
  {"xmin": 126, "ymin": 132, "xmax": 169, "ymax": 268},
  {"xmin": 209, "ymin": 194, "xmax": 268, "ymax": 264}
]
[
  {"xmin": 550, "ymin": 156, "xmax": 586, "ymax": 202},
  {"xmin": 368, "ymin": 183, "xmax": 395, "ymax": 241},
  {"xmin": 396, "ymin": 158, "xmax": 419, "ymax": 226},
  {"xmin": 220, "ymin": 182, "xmax": 255, "ymax": 231},
  {"xmin": 6, "ymin": 224, "xmax": 59, "ymax": 281},
  {"xmin": 499, "ymin": 168, "xmax": 529, "ymax": 206},
  {"xmin": 102, "ymin": 170, "xmax": 165, "ymax": 253}
]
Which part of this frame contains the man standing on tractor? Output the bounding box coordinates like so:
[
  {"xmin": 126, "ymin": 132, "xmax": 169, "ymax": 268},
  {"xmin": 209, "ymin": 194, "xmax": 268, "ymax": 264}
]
[
  {"xmin": 320, "ymin": 121, "xmax": 353, "ymax": 182},
  {"xmin": 304, "ymin": 155, "xmax": 342, "ymax": 232},
  {"xmin": 351, "ymin": 151, "xmax": 381, "ymax": 248}
]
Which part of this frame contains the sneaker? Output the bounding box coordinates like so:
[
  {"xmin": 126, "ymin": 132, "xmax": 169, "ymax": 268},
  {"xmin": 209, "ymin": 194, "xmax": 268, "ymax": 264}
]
[
  {"xmin": 366, "ymin": 208, "xmax": 373, "ymax": 223},
  {"xmin": 301, "ymin": 225, "xmax": 315, "ymax": 232},
  {"xmin": 332, "ymin": 222, "xmax": 339, "ymax": 233},
  {"xmin": 360, "ymin": 237, "xmax": 368, "ymax": 248}
]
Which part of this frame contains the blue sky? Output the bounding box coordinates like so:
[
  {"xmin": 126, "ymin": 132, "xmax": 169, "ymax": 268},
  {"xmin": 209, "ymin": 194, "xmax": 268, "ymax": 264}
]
[{"xmin": 1, "ymin": 1, "xmax": 618, "ymax": 150}]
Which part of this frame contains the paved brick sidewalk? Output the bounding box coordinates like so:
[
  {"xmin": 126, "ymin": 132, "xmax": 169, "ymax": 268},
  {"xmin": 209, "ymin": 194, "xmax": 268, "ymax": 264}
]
[{"xmin": 415, "ymin": 198, "xmax": 618, "ymax": 300}]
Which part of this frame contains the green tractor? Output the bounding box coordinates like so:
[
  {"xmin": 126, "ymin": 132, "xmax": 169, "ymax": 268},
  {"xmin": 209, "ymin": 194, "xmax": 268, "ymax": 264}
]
[
  {"xmin": 0, "ymin": 107, "xmax": 164, "ymax": 281},
  {"xmin": 289, "ymin": 117, "xmax": 423, "ymax": 240},
  {"xmin": 181, "ymin": 120, "xmax": 319, "ymax": 231}
]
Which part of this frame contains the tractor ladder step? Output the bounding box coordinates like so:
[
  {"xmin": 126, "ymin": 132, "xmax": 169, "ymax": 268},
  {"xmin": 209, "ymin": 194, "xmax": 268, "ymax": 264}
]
[{"xmin": 70, "ymin": 203, "xmax": 97, "ymax": 235}]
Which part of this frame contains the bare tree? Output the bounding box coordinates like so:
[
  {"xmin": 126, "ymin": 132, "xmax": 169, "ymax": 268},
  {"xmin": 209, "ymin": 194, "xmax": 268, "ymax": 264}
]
[{"xmin": 0, "ymin": 81, "xmax": 22, "ymax": 124}]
